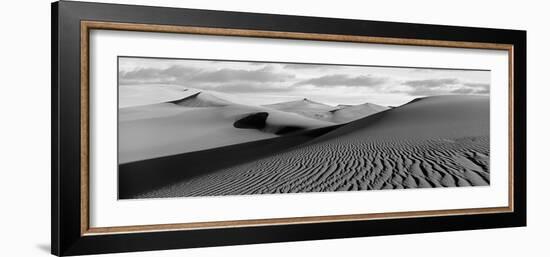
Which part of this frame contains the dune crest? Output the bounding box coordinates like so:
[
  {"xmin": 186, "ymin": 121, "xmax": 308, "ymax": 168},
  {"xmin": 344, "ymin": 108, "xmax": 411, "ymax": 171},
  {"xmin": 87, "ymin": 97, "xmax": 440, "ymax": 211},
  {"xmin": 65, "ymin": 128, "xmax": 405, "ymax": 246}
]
[
  {"xmin": 264, "ymin": 98, "xmax": 390, "ymax": 123},
  {"xmin": 119, "ymin": 85, "xmax": 197, "ymax": 108},
  {"xmin": 264, "ymin": 98, "xmax": 335, "ymax": 122},
  {"xmin": 170, "ymin": 92, "xmax": 232, "ymax": 107},
  {"xmin": 329, "ymin": 102, "xmax": 390, "ymax": 123}
]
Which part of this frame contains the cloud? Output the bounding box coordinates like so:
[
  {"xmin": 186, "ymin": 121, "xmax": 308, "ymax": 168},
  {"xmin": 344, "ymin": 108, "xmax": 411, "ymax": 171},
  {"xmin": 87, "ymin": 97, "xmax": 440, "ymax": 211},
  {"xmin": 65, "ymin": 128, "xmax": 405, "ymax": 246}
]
[
  {"xmin": 119, "ymin": 65, "xmax": 295, "ymax": 86},
  {"xmin": 449, "ymin": 88, "xmax": 478, "ymax": 94},
  {"xmin": 119, "ymin": 65, "xmax": 200, "ymax": 85},
  {"xmin": 295, "ymin": 74, "xmax": 388, "ymax": 87},
  {"xmin": 402, "ymin": 78, "xmax": 459, "ymax": 88},
  {"xmin": 399, "ymin": 79, "xmax": 489, "ymax": 96},
  {"xmin": 463, "ymin": 83, "xmax": 490, "ymax": 94},
  {"xmin": 204, "ymin": 83, "xmax": 292, "ymax": 93},
  {"xmin": 189, "ymin": 66, "xmax": 294, "ymax": 83}
]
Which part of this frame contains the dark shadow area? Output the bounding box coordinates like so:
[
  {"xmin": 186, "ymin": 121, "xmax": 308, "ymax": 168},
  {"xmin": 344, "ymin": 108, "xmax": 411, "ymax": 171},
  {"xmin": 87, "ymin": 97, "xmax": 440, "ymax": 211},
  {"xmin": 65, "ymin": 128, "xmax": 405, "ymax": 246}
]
[
  {"xmin": 275, "ymin": 126, "xmax": 303, "ymax": 135},
  {"xmin": 119, "ymin": 124, "xmax": 343, "ymax": 199},
  {"xmin": 233, "ymin": 112, "xmax": 268, "ymax": 129}
]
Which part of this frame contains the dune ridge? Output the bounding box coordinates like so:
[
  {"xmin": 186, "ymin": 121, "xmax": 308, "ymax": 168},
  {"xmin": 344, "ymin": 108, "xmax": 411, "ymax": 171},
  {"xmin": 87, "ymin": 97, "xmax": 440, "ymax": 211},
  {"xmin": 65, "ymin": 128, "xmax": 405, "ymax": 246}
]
[
  {"xmin": 265, "ymin": 98, "xmax": 389, "ymax": 123},
  {"xmin": 119, "ymin": 85, "xmax": 196, "ymax": 108},
  {"xmin": 329, "ymin": 102, "xmax": 390, "ymax": 123},
  {"xmin": 264, "ymin": 98, "xmax": 335, "ymax": 122},
  {"xmin": 170, "ymin": 92, "xmax": 231, "ymax": 107},
  {"xmin": 136, "ymin": 95, "xmax": 490, "ymax": 198}
]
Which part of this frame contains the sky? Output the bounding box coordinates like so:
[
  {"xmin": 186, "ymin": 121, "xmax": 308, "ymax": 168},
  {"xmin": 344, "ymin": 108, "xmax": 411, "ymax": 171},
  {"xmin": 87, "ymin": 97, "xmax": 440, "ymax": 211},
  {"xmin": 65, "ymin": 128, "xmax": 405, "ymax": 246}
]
[{"xmin": 118, "ymin": 57, "xmax": 490, "ymax": 107}]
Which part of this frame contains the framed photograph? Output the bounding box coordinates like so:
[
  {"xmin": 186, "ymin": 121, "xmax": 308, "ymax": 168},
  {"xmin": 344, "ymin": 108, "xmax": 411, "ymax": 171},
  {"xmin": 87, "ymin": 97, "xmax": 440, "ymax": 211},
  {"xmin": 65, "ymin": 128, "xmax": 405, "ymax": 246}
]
[{"xmin": 51, "ymin": 1, "xmax": 526, "ymax": 256}]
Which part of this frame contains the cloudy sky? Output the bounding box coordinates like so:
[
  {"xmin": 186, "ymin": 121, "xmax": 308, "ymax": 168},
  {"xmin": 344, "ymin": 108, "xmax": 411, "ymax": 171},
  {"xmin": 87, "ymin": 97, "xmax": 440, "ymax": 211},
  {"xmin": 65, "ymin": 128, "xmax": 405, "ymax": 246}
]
[{"xmin": 119, "ymin": 57, "xmax": 490, "ymax": 106}]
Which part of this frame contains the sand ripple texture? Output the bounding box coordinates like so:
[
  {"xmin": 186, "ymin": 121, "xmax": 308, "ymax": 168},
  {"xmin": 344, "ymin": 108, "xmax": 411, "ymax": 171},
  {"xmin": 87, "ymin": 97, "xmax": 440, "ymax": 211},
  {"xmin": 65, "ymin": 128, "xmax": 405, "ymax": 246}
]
[{"xmin": 138, "ymin": 95, "xmax": 490, "ymax": 198}]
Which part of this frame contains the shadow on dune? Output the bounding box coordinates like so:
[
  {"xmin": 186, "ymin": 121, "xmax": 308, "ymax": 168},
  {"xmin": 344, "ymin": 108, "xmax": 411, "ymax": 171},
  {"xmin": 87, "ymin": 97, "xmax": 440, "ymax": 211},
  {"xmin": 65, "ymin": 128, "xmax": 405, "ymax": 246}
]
[
  {"xmin": 118, "ymin": 123, "xmax": 343, "ymax": 199},
  {"xmin": 233, "ymin": 112, "xmax": 268, "ymax": 130}
]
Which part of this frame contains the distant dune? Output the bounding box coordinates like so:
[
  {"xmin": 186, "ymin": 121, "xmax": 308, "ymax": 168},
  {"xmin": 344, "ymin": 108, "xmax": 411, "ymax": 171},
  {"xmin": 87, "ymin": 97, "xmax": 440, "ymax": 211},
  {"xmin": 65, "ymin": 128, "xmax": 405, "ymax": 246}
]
[
  {"xmin": 264, "ymin": 98, "xmax": 335, "ymax": 121},
  {"xmin": 119, "ymin": 85, "xmax": 196, "ymax": 108},
  {"xmin": 170, "ymin": 92, "xmax": 232, "ymax": 107},
  {"xmin": 265, "ymin": 98, "xmax": 389, "ymax": 123},
  {"xmin": 119, "ymin": 90, "xmax": 333, "ymax": 163},
  {"xmin": 136, "ymin": 95, "xmax": 490, "ymax": 198},
  {"xmin": 120, "ymin": 87, "xmax": 392, "ymax": 164},
  {"xmin": 329, "ymin": 102, "xmax": 389, "ymax": 123}
]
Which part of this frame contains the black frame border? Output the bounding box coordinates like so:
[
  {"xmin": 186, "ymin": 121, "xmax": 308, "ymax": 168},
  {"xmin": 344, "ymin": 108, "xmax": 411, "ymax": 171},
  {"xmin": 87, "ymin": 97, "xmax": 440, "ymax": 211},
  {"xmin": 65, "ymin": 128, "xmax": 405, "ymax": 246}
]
[{"xmin": 52, "ymin": 1, "xmax": 526, "ymax": 256}]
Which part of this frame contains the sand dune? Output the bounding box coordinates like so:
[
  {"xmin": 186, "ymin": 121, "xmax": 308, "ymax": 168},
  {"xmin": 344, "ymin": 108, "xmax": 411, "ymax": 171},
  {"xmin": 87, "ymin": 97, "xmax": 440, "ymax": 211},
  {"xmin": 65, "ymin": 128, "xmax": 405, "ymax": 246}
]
[
  {"xmin": 119, "ymin": 91, "xmax": 333, "ymax": 163},
  {"xmin": 330, "ymin": 102, "xmax": 390, "ymax": 123},
  {"xmin": 265, "ymin": 98, "xmax": 389, "ymax": 123},
  {"xmin": 170, "ymin": 92, "xmax": 232, "ymax": 107},
  {"xmin": 136, "ymin": 95, "xmax": 490, "ymax": 198},
  {"xmin": 119, "ymin": 85, "xmax": 198, "ymax": 108},
  {"xmin": 264, "ymin": 98, "xmax": 335, "ymax": 121}
]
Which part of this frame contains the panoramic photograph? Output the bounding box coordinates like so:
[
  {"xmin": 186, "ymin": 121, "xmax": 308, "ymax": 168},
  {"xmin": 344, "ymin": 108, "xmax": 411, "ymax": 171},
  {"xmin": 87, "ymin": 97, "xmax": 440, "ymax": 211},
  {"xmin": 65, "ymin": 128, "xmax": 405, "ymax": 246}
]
[{"xmin": 117, "ymin": 57, "xmax": 490, "ymax": 199}]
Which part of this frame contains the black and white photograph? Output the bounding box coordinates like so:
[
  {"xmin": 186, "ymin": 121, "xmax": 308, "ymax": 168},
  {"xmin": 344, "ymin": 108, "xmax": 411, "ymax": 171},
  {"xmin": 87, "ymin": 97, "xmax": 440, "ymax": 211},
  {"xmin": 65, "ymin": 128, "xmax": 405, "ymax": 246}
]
[
  {"xmin": 39, "ymin": 1, "xmax": 535, "ymax": 256},
  {"xmin": 118, "ymin": 57, "xmax": 491, "ymax": 199}
]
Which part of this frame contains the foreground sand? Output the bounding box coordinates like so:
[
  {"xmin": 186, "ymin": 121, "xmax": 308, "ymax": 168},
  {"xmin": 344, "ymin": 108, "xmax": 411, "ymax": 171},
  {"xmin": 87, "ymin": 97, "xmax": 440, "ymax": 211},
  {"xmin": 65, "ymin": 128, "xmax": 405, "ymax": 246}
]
[{"xmin": 136, "ymin": 95, "xmax": 490, "ymax": 198}]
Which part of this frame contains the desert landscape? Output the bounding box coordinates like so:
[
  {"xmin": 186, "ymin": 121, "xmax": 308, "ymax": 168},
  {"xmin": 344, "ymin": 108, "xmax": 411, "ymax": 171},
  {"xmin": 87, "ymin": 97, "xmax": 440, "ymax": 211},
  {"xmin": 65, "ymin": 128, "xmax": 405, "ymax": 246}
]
[{"xmin": 118, "ymin": 57, "xmax": 490, "ymax": 199}]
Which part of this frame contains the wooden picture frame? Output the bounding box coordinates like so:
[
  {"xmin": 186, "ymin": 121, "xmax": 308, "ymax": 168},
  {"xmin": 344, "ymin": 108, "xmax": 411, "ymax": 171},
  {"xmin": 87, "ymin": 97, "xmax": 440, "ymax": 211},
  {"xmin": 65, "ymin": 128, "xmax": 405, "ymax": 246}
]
[{"xmin": 52, "ymin": 1, "xmax": 526, "ymax": 256}]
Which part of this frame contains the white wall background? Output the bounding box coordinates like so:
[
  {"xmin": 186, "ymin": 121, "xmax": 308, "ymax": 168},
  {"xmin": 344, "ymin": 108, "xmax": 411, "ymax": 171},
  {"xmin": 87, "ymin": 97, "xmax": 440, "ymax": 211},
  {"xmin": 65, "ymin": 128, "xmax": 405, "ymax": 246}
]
[{"xmin": 0, "ymin": 0, "xmax": 547, "ymax": 256}]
